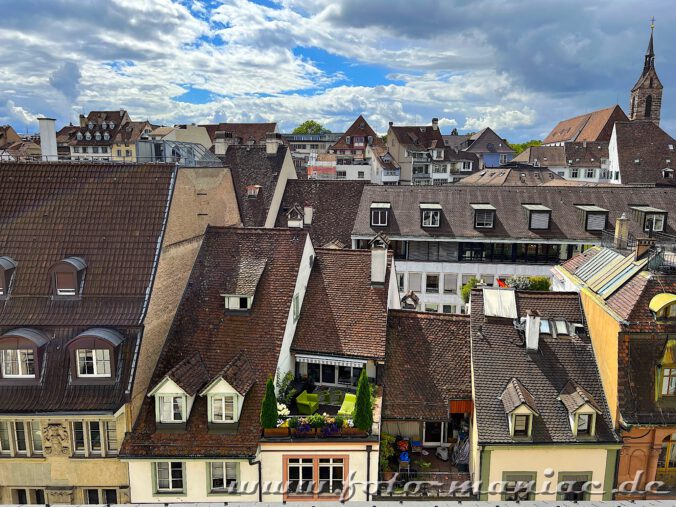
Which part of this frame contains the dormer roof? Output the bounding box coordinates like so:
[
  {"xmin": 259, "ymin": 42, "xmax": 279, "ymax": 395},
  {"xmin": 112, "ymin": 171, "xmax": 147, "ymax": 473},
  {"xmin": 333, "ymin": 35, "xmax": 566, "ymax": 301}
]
[
  {"xmin": 559, "ymin": 380, "xmax": 602, "ymax": 414},
  {"xmin": 200, "ymin": 351, "xmax": 257, "ymax": 397},
  {"xmin": 153, "ymin": 352, "xmax": 209, "ymax": 397},
  {"xmin": 222, "ymin": 257, "xmax": 266, "ymax": 297},
  {"xmin": 500, "ymin": 378, "xmax": 540, "ymax": 416}
]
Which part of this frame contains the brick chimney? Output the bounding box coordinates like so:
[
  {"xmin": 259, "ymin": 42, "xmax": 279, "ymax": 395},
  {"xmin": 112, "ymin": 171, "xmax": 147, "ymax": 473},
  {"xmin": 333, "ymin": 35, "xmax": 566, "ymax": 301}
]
[
  {"xmin": 614, "ymin": 213, "xmax": 629, "ymax": 249},
  {"xmin": 432, "ymin": 118, "xmax": 439, "ymax": 131},
  {"xmin": 525, "ymin": 310, "xmax": 541, "ymax": 352},
  {"xmin": 635, "ymin": 237, "xmax": 656, "ymax": 260},
  {"xmin": 266, "ymin": 132, "xmax": 282, "ymax": 155}
]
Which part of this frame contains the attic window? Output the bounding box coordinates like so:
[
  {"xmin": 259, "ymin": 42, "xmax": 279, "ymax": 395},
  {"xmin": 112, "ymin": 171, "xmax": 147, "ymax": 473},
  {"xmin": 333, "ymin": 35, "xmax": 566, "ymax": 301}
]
[
  {"xmin": 669, "ymin": 144, "xmax": 674, "ymax": 150},
  {"xmin": 471, "ymin": 203, "xmax": 496, "ymax": 229},
  {"xmin": 85, "ymin": 132, "xmax": 91, "ymax": 141},
  {"xmin": 575, "ymin": 205, "xmax": 608, "ymax": 232},
  {"xmin": 0, "ymin": 256, "xmax": 17, "ymax": 298},
  {"xmin": 246, "ymin": 185, "xmax": 261, "ymax": 198},
  {"xmin": 76, "ymin": 132, "xmax": 83, "ymax": 140},
  {"xmin": 159, "ymin": 396, "xmax": 185, "ymax": 423},
  {"xmin": 101, "ymin": 123, "xmax": 107, "ymax": 130},
  {"xmin": 88, "ymin": 122, "xmax": 93, "ymax": 130},
  {"xmin": 554, "ymin": 320, "xmax": 569, "ymax": 335},
  {"xmin": 420, "ymin": 203, "xmax": 442, "ymax": 228},
  {"xmin": 370, "ymin": 202, "xmax": 390, "ymax": 227},
  {"xmin": 346, "ymin": 136, "xmax": 351, "ymax": 145},
  {"xmin": 95, "ymin": 132, "xmax": 101, "ymax": 141},
  {"xmin": 67, "ymin": 328, "xmax": 122, "ymax": 381},
  {"xmin": 50, "ymin": 257, "xmax": 86, "ymax": 297},
  {"xmin": 223, "ymin": 295, "xmax": 252, "ymax": 311},
  {"xmin": 576, "ymin": 414, "xmax": 592, "ymax": 435},
  {"xmin": 0, "ymin": 328, "xmax": 48, "ymax": 381},
  {"xmin": 522, "ymin": 204, "xmax": 551, "ymax": 230},
  {"xmin": 109, "ymin": 121, "xmax": 115, "ymax": 129},
  {"xmin": 513, "ymin": 414, "xmax": 530, "ymax": 436},
  {"xmin": 103, "ymin": 132, "xmax": 110, "ymax": 141}
]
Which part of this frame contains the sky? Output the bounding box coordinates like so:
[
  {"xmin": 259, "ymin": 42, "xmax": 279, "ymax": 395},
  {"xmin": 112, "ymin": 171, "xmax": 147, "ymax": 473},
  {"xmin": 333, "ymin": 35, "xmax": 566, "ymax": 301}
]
[{"xmin": 1, "ymin": 0, "xmax": 674, "ymax": 141}]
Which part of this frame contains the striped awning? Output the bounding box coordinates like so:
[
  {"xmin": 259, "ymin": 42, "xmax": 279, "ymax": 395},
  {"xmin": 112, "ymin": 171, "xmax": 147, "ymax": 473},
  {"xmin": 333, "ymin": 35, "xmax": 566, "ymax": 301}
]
[{"xmin": 295, "ymin": 354, "xmax": 366, "ymax": 368}]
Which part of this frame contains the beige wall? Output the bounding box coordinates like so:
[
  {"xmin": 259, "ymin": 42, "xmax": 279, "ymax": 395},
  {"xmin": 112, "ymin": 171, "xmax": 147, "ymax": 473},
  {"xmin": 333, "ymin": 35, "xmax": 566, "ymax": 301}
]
[
  {"xmin": 0, "ymin": 411, "xmax": 130, "ymax": 504},
  {"xmin": 131, "ymin": 166, "xmax": 241, "ymax": 422},
  {"xmin": 485, "ymin": 446, "xmax": 612, "ymax": 501},
  {"xmin": 127, "ymin": 459, "xmax": 258, "ymax": 502},
  {"xmin": 264, "ymin": 147, "xmax": 298, "ymax": 228},
  {"xmin": 260, "ymin": 441, "xmax": 379, "ymax": 502}
]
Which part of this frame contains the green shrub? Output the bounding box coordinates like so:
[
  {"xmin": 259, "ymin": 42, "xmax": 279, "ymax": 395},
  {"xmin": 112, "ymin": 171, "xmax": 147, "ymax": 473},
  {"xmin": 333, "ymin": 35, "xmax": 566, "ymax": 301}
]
[
  {"xmin": 288, "ymin": 417, "xmax": 299, "ymax": 429},
  {"xmin": 506, "ymin": 275, "xmax": 551, "ymax": 291},
  {"xmin": 275, "ymin": 369, "xmax": 297, "ymax": 404},
  {"xmin": 353, "ymin": 369, "xmax": 373, "ymax": 431},
  {"xmin": 505, "ymin": 275, "xmax": 530, "ymax": 290},
  {"xmin": 528, "ymin": 276, "xmax": 551, "ymax": 291},
  {"xmin": 379, "ymin": 432, "xmax": 396, "ymax": 471},
  {"xmin": 461, "ymin": 276, "xmax": 479, "ymax": 303},
  {"xmin": 308, "ymin": 413, "xmax": 325, "ymax": 428},
  {"xmin": 260, "ymin": 377, "xmax": 278, "ymax": 429},
  {"xmin": 335, "ymin": 415, "xmax": 345, "ymax": 428}
]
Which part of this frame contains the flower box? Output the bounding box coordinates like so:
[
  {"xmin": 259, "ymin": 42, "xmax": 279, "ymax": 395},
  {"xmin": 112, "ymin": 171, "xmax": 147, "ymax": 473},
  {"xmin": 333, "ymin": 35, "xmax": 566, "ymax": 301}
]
[{"xmin": 263, "ymin": 427, "xmax": 289, "ymax": 438}]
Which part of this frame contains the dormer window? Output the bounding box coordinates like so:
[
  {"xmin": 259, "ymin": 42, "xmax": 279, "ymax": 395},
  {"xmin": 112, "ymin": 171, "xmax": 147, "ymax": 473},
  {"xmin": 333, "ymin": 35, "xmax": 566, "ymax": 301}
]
[
  {"xmin": 212, "ymin": 395, "xmax": 236, "ymax": 422},
  {"xmin": 85, "ymin": 132, "xmax": 91, "ymax": 141},
  {"xmin": 650, "ymin": 294, "xmax": 676, "ymax": 320},
  {"xmin": 77, "ymin": 349, "xmax": 110, "ymax": 377},
  {"xmin": 472, "ymin": 203, "xmax": 496, "ymax": 229},
  {"xmin": 199, "ymin": 352, "xmax": 254, "ymax": 428},
  {"xmin": 0, "ymin": 256, "xmax": 17, "ymax": 298},
  {"xmin": 159, "ymin": 395, "xmax": 185, "ymax": 422},
  {"xmin": 103, "ymin": 132, "xmax": 110, "ymax": 141},
  {"xmin": 76, "ymin": 132, "xmax": 83, "ymax": 140},
  {"xmin": 576, "ymin": 413, "xmax": 592, "ymax": 435},
  {"xmin": 575, "ymin": 205, "xmax": 608, "ymax": 231},
  {"xmin": 0, "ymin": 328, "xmax": 48, "ymax": 381},
  {"xmin": 109, "ymin": 121, "xmax": 115, "ymax": 129},
  {"xmin": 223, "ymin": 295, "xmax": 252, "ymax": 311},
  {"xmin": 500, "ymin": 378, "xmax": 538, "ymax": 439},
  {"xmin": 67, "ymin": 328, "xmax": 122, "ymax": 382},
  {"xmin": 246, "ymin": 185, "xmax": 261, "ymax": 198},
  {"xmin": 631, "ymin": 206, "xmax": 667, "ymax": 233},
  {"xmin": 513, "ymin": 414, "xmax": 531, "ymax": 436},
  {"xmin": 559, "ymin": 381, "xmax": 600, "ymax": 437},
  {"xmin": 88, "ymin": 122, "xmax": 93, "ymax": 130},
  {"xmin": 101, "ymin": 122, "xmax": 107, "ymax": 130},
  {"xmin": 523, "ymin": 204, "xmax": 551, "ymax": 230},
  {"xmin": 50, "ymin": 257, "xmax": 86, "ymax": 297},
  {"xmin": 370, "ymin": 202, "xmax": 390, "ymax": 227},
  {"xmin": 420, "ymin": 203, "xmax": 441, "ymax": 227},
  {"xmin": 95, "ymin": 132, "xmax": 101, "ymax": 141}
]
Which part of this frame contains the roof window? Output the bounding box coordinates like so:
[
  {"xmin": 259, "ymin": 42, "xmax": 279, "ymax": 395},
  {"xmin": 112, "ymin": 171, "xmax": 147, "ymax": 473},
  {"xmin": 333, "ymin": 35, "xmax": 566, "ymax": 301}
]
[
  {"xmin": 85, "ymin": 132, "xmax": 91, "ymax": 141},
  {"xmin": 522, "ymin": 204, "xmax": 551, "ymax": 230},
  {"xmin": 0, "ymin": 256, "xmax": 17, "ymax": 299},
  {"xmin": 246, "ymin": 185, "xmax": 261, "ymax": 198},
  {"xmin": 0, "ymin": 328, "xmax": 48, "ymax": 381},
  {"xmin": 50, "ymin": 257, "xmax": 86, "ymax": 297},
  {"xmin": 420, "ymin": 203, "xmax": 442, "ymax": 228},
  {"xmin": 95, "ymin": 132, "xmax": 101, "ymax": 141},
  {"xmin": 67, "ymin": 328, "xmax": 122, "ymax": 382},
  {"xmin": 76, "ymin": 132, "xmax": 83, "ymax": 140},
  {"xmin": 471, "ymin": 203, "xmax": 496, "ymax": 229}
]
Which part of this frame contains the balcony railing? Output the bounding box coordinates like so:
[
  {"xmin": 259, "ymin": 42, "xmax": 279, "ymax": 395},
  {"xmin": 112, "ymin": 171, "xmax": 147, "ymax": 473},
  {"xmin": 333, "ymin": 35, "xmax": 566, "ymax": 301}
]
[{"xmin": 376, "ymin": 471, "xmax": 475, "ymax": 498}]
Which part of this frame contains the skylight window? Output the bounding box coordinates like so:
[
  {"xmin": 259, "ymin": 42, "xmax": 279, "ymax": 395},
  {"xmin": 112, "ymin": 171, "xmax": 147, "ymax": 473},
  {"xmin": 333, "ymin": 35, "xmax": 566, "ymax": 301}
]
[
  {"xmin": 555, "ymin": 320, "xmax": 569, "ymax": 335},
  {"xmin": 540, "ymin": 320, "xmax": 551, "ymax": 334}
]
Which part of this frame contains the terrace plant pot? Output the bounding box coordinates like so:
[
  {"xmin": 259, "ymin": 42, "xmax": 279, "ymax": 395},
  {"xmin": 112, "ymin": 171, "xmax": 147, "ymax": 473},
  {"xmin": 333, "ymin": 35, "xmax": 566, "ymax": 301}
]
[
  {"xmin": 341, "ymin": 427, "xmax": 369, "ymax": 438},
  {"xmin": 291, "ymin": 427, "xmax": 316, "ymax": 438},
  {"xmin": 263, "ymin": 427, "xmax": 289, "ymax": 438}
]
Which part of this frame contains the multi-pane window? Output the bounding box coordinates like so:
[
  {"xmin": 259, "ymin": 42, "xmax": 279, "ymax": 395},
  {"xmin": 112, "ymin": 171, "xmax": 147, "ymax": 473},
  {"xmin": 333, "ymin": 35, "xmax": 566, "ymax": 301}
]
[
  {"xmin": 558, "ymin": 474, "xmax": 590, "ymax": 501},
  {"xmin": 77, "ymin": 349, "xmax": 111, "ymax": 377},
  {"xmin": 288, "ymin": 458, "xmax": 314, "ymax": 496},
  {"xmin": 159, "ymin": 396, "xmax": 185, "ymax": 423},
  {"xmin": 424, "ymin": 303, "xmax": 439, "ymax": 313},
  {"xmin": 305, "ymin": 362, "xmax": 362, "ymax": 387},
  {"xmin": 645, "ymin": 213, "xmax": 665, "ymax": 232},
  {"xmin": 11, "ymin": 488, "xmax": 45, "ymax": 504},
  {"xmin": 156, "ymin": 462, "xmax": 184, "ymax": 493},
  {"xmin": 503, "ymin": 473, "xmax": 535, "ymax": 501},
  {"xmin": 571, "ymin": 168, "xmax": 579, "ymax": 178},
  {"xmin": 84, "ymin": 489, "xmax": 117, "ymax": 504},
  {"xmin": 0, "ymin": 420, "xmax": 42, "ymax": 456},
  {"xmin": 212, "ymin": 395, "xmax": 235, "ymax": 422},
  {"xmin": 475, "ymin": 210, "xmax": 494, "ymax": 228},
  {"xmin": 318, "ymin": 458, "xmax": 344, "ymax": 496},
  {"xmin": 422, "ymin": 210, "xmax": 440, "ymax": 227},
  {"xmin": 513, "ymin": 414, "xmax": 530, "ymax": 436},
  {"xmin": 0, "ymin": 421, "xmax": 10, "ymax": 454},
  {"xmin": 72, "ymin": 420, "xmax": 116, "ymax": 455},
  {"xmin": 425, "ymin": 274, "xmax": 440, "ymax": 293},
  {"xmin": 662, "ymin": 367, "xmax": 676, "ymax": 396},
  {"xmin": 370, "ymin": 209, "xmax": 388, "ymax": 227},
  {"xmin": 210, "ymin": 461, "xmax": 239, "ymax": 493},
  {"xmin": 461, "ymin": 161, "xmax": 472, "ymax": 171},
  {"xmin": 105, "ymin": 421, "xmax": 118, "ymax": 453},
  {"xmin": 286, "ymin": 456, "xmax": 346, "ymax": 498},
  {"xmin": 577, "ymin": 413, "xmax": 591, "ymax": 435},
  {"xmin": 586, "ymin": 168, "xmax": 594, "ymax": 178},
  {"xmin": 1, "ymin": 349, "xmax": 35, "ymax": 377}
]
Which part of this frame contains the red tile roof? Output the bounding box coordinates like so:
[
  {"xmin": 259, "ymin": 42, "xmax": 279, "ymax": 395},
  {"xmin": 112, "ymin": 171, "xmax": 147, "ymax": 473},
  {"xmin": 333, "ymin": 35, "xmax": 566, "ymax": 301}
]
[
  {"xmin": 544, "ymin": 105, "xmax": 628, "ymax": 145},
  {"xmin": 613, "ymin": 121, "xmax": 676, "ymax": 186},
  {"xmin": 330, "ymin": 115, "xmax": 384, "ymax": 151},
  {"xmin": 200, "ymin": 122, "xmax": 277, "ymax": 144}
]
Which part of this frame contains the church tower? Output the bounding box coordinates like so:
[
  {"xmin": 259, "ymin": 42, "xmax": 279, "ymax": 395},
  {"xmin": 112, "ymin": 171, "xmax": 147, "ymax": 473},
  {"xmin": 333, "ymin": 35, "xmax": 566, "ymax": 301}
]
[{"xmin": 629, "ymin": 20, "xmax": 663, "ymax": 125}]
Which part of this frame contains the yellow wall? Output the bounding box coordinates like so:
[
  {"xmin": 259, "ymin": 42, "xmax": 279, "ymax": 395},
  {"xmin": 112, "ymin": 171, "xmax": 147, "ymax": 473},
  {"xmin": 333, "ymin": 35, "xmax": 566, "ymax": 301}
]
[
  {"xmin": 486, "ymin": 446, "xmax": 612, "ymax": 501},
  {"xmin": 0, "ymin": 410, "xmax": 130, "ymax": 504},
  {"xmin": 111, "ymin": 143, "xmax": 137, "ymax": 161},
  {"xmin": 579, "ymin": 288, "xmax": 622, "ymax": 425}
]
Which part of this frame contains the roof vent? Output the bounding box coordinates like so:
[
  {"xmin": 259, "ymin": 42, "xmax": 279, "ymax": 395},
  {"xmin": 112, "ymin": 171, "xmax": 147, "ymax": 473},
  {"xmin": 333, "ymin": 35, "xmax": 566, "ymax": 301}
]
[{"xmin": 525, "ymin": 310, "xmax": 541, "ymax": 351}]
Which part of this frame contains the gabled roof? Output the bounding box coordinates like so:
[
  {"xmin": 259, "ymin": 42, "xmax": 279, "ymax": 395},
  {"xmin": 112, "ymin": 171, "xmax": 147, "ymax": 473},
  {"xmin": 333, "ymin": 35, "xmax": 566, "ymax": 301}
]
[
  {"xmin": 122, "ymin": 227, "xmax": 308, "ymax": 458},
  {"xmin": 223, "ymin": 144, "xmax": 289, "ymax": 227},
  {"xmin": 457, "ymin": 164, "xmax": 566, "ymax": 186},
  {"xmin": 613, "ymin": 121, "xmax": 676, "ymax": 186},
  {"xmin": 563, "ymin": 141, "xmax": 609, "ymax": 168},
  {"xmin": 543, "ymin": 105, "xmax": 628, "ymax": 145},
  {"xmin": 291, "ymin": 249, "xmax": 390, "ymax": 360},
  {"xmin": 559, "ymin": 380, "xmax": 601, "ymax": 414},
  {"xmin": 390, "ymin": 124, "xmax": 444, "ymax": 150},
  {"xmin": 200, "ymin": 122, "xmax": 277, "ymax": 144},
  {"xmin": 383, "ymin": 311, "xmax": 471, "ymax": 420},
  {"xmin": 512, "ymin": 145, "xmax": 566, "ymax": 166},
  {"xmin": 500, "ymin": 378, "xmax": 539, "ymax": 415},
  {"xmin": 330, "ymin": 115, "xmax": 384, "ymax": 151},
  {"xmin": 275, "ymin": 179, "xmax": 366, "ymax": 248},
  {"xmin": 202, "ymin": 351, "xmax": 257, "ymax": 397},
  {"xmin": 442, "ymin": 133, "xmax": 472, "ymax": 150},
  {"xmin": 222, "ymin": 257, "xmax": 266, "ymax": 296},
  {"xmin": 463, "ymin": 127, "xmax": 514, "ymax": 154},
  {"xmin": 471, "ymin": 289, "xmax": 618, "ymax": 444},
  {"xmin": 153, "ymin": 352, "xmax": 209, "ymax": 397}
]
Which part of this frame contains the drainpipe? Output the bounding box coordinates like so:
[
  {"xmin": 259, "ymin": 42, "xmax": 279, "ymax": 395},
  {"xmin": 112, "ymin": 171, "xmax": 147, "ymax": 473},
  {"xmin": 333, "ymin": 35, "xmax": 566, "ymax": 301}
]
[
  {"xmin": 366, "ymin": 444, "xmax": 373, "ymax": 501},
  {"xmin": 248, "ymin": 456, "xmax": 263, "ymax": 502}
]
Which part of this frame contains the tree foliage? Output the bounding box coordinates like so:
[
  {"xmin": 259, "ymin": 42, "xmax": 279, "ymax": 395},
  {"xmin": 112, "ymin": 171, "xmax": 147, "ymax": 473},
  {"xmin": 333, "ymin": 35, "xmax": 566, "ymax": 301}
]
[
  {"xmin": 508, "ymin": 139, "xmax": 542, "ymax": 155},
  {"xmin": 292, "ymin": 120, "xmax": 331, "ymax": 135},
  {"xmin": 353, "ymin": 369, "xmax": 373, "ymax": 431},
  {"xmin": 461, "ymin": 276, "xmax": 479, "ymax": 304},
  {"xmin": 505, "ymin": 275, "xmax": 551, "ymax": 291},
  {"xmin": 260, "ymin": 376, "xmax": 278, "ymax": 429}
]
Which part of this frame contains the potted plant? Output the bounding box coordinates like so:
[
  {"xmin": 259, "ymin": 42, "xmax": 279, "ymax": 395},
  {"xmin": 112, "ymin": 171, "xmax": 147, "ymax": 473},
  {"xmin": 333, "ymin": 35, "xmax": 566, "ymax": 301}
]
[
  {"xmin": 290, "ymin": 417, "xmax": 314, "ymax": 437},
  {"xmin": 261, "ymin": 377, "xmax": 284, "ymax": 437},
  {"xmin": 380, "ymin": 432, "xmax": 396, "ymax": 480},
  {"xmin": 353, "ymin": 369, "xmax": 373, "ymax": 432}
]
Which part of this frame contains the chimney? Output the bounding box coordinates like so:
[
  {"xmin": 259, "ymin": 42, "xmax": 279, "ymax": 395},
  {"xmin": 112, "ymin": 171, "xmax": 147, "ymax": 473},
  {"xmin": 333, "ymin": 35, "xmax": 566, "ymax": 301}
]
[
  {"xmin": 432, "ymin": 118, "xmax": 439, "ymax": 131},
  {"xmin": 79, "ymin": 114, "xmax": 86, "ymax": 128},
  {"xmin": 525, "ymin": 310, "xmax": 541, "ymax": 352},
  {"xmin": 214, "ymin": 131, "xmax": 234, "ymax": 155},
  {"xmin": 266, "ymin": 132, "xmax": 282, "ymax": 155},
  {"xmin": 370, "ymin": 241, "xmax": 388, "ymax": 287},
  {"xmin": 303, "ymin": 206, "xmax": 313, "ymax": 225},
  {"xmin": 388, "ymin": 121, "xmax": 393, "ymax": 127},
  {"xmin": 37, "ymin": 118, "xmax": 57, "ymax": 161},
  {"xmin": 635, "ymin": 237, "xmax": 656, "ymax": 260},
  {"xmin": 614, "ymin": 213, "xmax": 629, "ymax": 249}
]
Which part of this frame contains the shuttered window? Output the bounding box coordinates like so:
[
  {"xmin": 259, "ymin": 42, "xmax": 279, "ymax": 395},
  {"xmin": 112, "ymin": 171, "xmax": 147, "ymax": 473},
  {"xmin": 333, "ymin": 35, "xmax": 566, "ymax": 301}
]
[
  {"xmin": 529, "ymin": 212, "xmax": 550, "ymax": 230},
  {"xmin": 586, "ymin": 213, "xmax": 606, "ymax": 231}
]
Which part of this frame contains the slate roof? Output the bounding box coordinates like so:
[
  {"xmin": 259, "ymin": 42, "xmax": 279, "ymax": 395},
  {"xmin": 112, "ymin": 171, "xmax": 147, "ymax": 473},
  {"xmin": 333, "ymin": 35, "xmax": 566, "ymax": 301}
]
[
  {"xmin": 382, "ymin": 311, "xmax": 471, "ymax": 420},
  {"xmin": 464, "ymin": 127, "xmax": 514, "ymax": 154},
  {"xmin": 201, "ymin": 122, "xmax": 277, "ymax": 145},
  {"xmin": 330, "ymin": 115, "xmax": 384, "ymax": 151},
  {"xmin": 543, "ymin": 105, "xmax": 628, "ymax": 145},
  {"xmin": 352, "ymin": 185, "xmax": 676, "ymax": 241},
  {"xmin": 122, "ymin": 227, "xmax": 307, "ymax": 458},
  {"xmin": 0, "ymin": 162, "xmax": 175, "ymax": 413},
  {"xmin": 457, "ymin": 164, "xmax": 566, "ymax": 186},
  {"xmin": 390, "ymin": 125, "xmax": 444, "ymax": 150},
  {"xmin": 613, "ymin": 121, "xmax": 676, "ymax": 186},
  {"xmin": 275, "ymin": 179, "xmax": 367, "ymax": 247},
  {"xmin": 291, "ymin": 249, "xmax": 390, "ymax": 360},
  {"xmin": 470, "ymin": 289, "xmax": 618, "ymax": 444},
  {"xmin": 512, "ymin": 145, "xmax": 566, "ymax": 166},
  {"xmin": 223, "ymin": 144, "xmax": 288, "ymax": 227}
]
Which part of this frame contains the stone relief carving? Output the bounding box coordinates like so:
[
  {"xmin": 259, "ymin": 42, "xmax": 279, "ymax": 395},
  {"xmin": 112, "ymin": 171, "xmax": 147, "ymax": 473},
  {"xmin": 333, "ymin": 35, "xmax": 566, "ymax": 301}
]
[
  {"xmin": 46, "ymin": 488, "xmax": 74, "ymax": 504},
  {"xmin": 42, "ymin": 422, "xmax": 70, "ymax": 456}
]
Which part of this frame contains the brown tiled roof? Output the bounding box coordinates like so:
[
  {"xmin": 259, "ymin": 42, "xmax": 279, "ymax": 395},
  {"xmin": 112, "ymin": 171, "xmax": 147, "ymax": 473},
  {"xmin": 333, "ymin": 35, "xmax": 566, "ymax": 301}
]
[
  {"xmin": 275, "ymin": 179, "xmax": 366, "ymax": 247},
  {"xmin": 292, "ymin": 249, "xmax": 390, "ymax": 360},
  {"xmin": 162, "ymin": 352, "xmax": 210, "ymax": 396},
  {"xmin": 330, "ymin": 115, "xmax": 384, "ymax": 151},
  {"xmin": 559, "ymin": 380, "xmax": 601, "ymax": 414},
  {"xmin": 382, "ymin": 311, "xmax": 471, "ymax": 420},
  {"xmin": 390, "ymin": 125, "xmax": 444, "ymax": 150},
  {"xmin": 457, "ymin": 163, "xmax": 566, "ymax": 186},
  {"xmin": 0, "ymin": 162, "xmax": 175, "ymax": 326},
  {"xmin": 543, "ymin": 105, "xmax": 628, "ymax": 144},
  {"xmin": 559, "ymin": 246, "xmax": 602, "ymax": 274},
  {"xmin": 464, "ymin": 127, "xmax": 514, "ymax": 154},
  {"xmin": 614, "ymin": 121, "xmax": 676, "ymax": 186},
  {"xmin": 222, "ymin": 257, "xmax": 266, "ymax": 296},
  {"xmin": 223, "ymin": 144, "xmax": 288, "ymax": 227},
  {"xmin": 353, "ymin": 185, "xmax": 676, "ymax": 241},
  {"xmin": 471, "ymin": 289, "xmax": 618, "ymax": 444},
  {"xmin": 442, "ymin": 134, "xmax": 471, "ymax": 150},
  {"xmin": 121, "ymin": 227, "xmax": 307, "ymax": 458},
  {"xmin": 113, "ymin": 121, "xmax": 156, "ymax": 144},
  {"xmin": 564, "ymin": 141, "xmax": 609, "ymax": 168},
  {"xmin": 56, "ymin": 125, "xmax": 79, "ymax": 143},
  {"xmin": 512, "ymin": 145, "xmax": 566, "ymax": 166},
  {"xmin": 215, "ymin": 351, "xmax": 257, "ymax": 396},
  {"xmin": 200, "ymin": 122, "xmax": 277, "ymax": 144},
  {"xmin": 500, "ymin": 378, "xmax": 539, "ymax": 415}
]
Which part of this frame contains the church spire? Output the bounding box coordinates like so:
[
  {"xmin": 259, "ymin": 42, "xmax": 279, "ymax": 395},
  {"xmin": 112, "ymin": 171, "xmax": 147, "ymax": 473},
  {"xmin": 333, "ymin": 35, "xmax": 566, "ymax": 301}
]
[{"xmin": 643, "ymin": 17, "xmax": 655, "ymax": 75}]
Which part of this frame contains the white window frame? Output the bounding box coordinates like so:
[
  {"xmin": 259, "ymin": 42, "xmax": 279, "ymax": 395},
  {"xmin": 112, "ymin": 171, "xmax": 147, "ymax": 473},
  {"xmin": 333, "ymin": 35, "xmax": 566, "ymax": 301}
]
[
  {"xmin": 209, "ymin": 461, "xmax": 240, "ymax": 493},
  {"xmin": 585, "ymin": 168, "xmax": 594, "ymax": 178},
  {"xmin": 422, "ymin": 210, "xmax": 440, "ymax": 227},
  {"xmin": 576, "ymin": 413, "xmax": 592, "ymax": 435},
  {"xmin": 71, "ymin": 420, "xmax": 112, "ymax": 456},
  {"xmin": 371, "ymin": 209, "xmax": 388, "ymax": 227},
  {"xmin": 155, "ymin": 461, "xmax": 185, "ymax": 493},
  {"xmin": 158, "ymin": 395, "xmax": 186, "ymax": 423},
  {"xmin": 211, "ymin": 394, "xmax": 236, "ymax": 423},
  {"xmin": 645, "ymin": 213, "xmax": 665, "ymax": 232},
  {"xmin": 512, "ymin": 414, "xmax": 531, "ymax": 437},
  {"xmin": 571, "ymin": 168, "xmax": 579, "ymax": 178},
  {"xmin": 76, "ymin": 348, "xmax": 111, "ymax": 377},
  {"xmin": 554, "ymin": 320, "xmax": 569, "ymax": 336},
  {"xmin": 318, "ymin": 457, "xmax": 345, "ymax": 496},
  {"xmin": 224, "ymin": 295, "xmax": 251, "ymax": 311},
  {"xmin": 499, "ymin": 154, "xmax": 509, "ymax": 164},
  {"xmin": 475, "ymin": 210, "xmax": 494, "ymax": 228},
  {"xmin": 1, "ymin": 349, "xmax": 35, "ymax": 378},
  {"xmin": 293, "ymin": 293, "xmax": 301, "ymax": 322}
]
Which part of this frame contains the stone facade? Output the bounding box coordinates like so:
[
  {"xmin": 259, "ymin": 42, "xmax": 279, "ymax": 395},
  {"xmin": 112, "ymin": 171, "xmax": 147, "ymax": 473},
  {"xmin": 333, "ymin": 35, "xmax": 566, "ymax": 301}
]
[{"xmin": 629, "ymin": 29, "xmax": 663, "ymax": 126}]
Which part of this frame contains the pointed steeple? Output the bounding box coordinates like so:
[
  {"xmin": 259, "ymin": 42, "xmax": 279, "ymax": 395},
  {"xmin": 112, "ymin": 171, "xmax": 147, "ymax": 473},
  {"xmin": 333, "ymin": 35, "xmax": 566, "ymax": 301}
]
[{"xmin": 643, "ymin": 18, "xmax": 655, "ymax": 75}]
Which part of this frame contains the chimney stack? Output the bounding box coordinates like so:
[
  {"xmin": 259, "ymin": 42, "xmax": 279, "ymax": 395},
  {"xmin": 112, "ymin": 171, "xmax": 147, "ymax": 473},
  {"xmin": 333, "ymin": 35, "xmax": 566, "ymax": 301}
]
[
  {"xmin": 214, "ymin": 131, "xmax": 234, "ymax": 155},
  {"xmin": 369, "ymin": 234, "xmax": 389, "ymax": 287},
  {"xmin": 614, "ymin": 213, "xmax": 629, "ymax": 250},
  {"xmin": 525, "ymin": 310, "xmax": 541, "ymax": 352},
  {"xmin": 303, "ymin": 206, "xmax": 313, "ymax": 225},
  {"xmin": 635, "ymin": 237, "xmax": 656, "ymax": 260},
  {"xmin": 388, "ymin": 121, "xmax": 393, "ymax": 127},
  {"xmin": 266, "ymin": 132, "xmax": 282, "ymax": 155},
  {"xmin": 37, "ymin": 118, "xmax": 57, "ymax": 161},
  {"xmin": 432, "ymin": 118, "xmax": 439, "ymax": 131}
]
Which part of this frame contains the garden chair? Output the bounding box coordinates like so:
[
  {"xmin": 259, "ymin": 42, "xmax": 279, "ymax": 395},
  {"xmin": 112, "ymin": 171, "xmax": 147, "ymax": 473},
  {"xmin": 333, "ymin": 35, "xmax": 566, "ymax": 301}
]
[
  {"xmin": 296, "ymin": 390, "xmax": 319, "ymax": 415},
  {"xmin": 338, "ymin": 393, "xmax": 356, "ymax": 417}
]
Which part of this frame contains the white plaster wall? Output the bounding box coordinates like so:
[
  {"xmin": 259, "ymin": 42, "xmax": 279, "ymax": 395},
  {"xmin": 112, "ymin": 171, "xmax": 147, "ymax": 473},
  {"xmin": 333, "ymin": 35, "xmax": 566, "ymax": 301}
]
[
  {"xmin": 608, "ymin": 125, "xmax": 622, "ymax": 184},
  {"xmin": 127, "ymin": 459, "xmax": 259, "ymax": 502},
  {"xmin": 264, "ymin": 148, "xmax": 298, "ymax": 228}
]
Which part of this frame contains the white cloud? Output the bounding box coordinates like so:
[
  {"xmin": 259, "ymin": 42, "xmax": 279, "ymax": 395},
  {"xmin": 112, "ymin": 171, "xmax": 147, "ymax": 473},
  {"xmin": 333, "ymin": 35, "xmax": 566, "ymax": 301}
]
[{"xmin": 2, "ymin": 100, "xmax": 40, "ymax": 126}]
